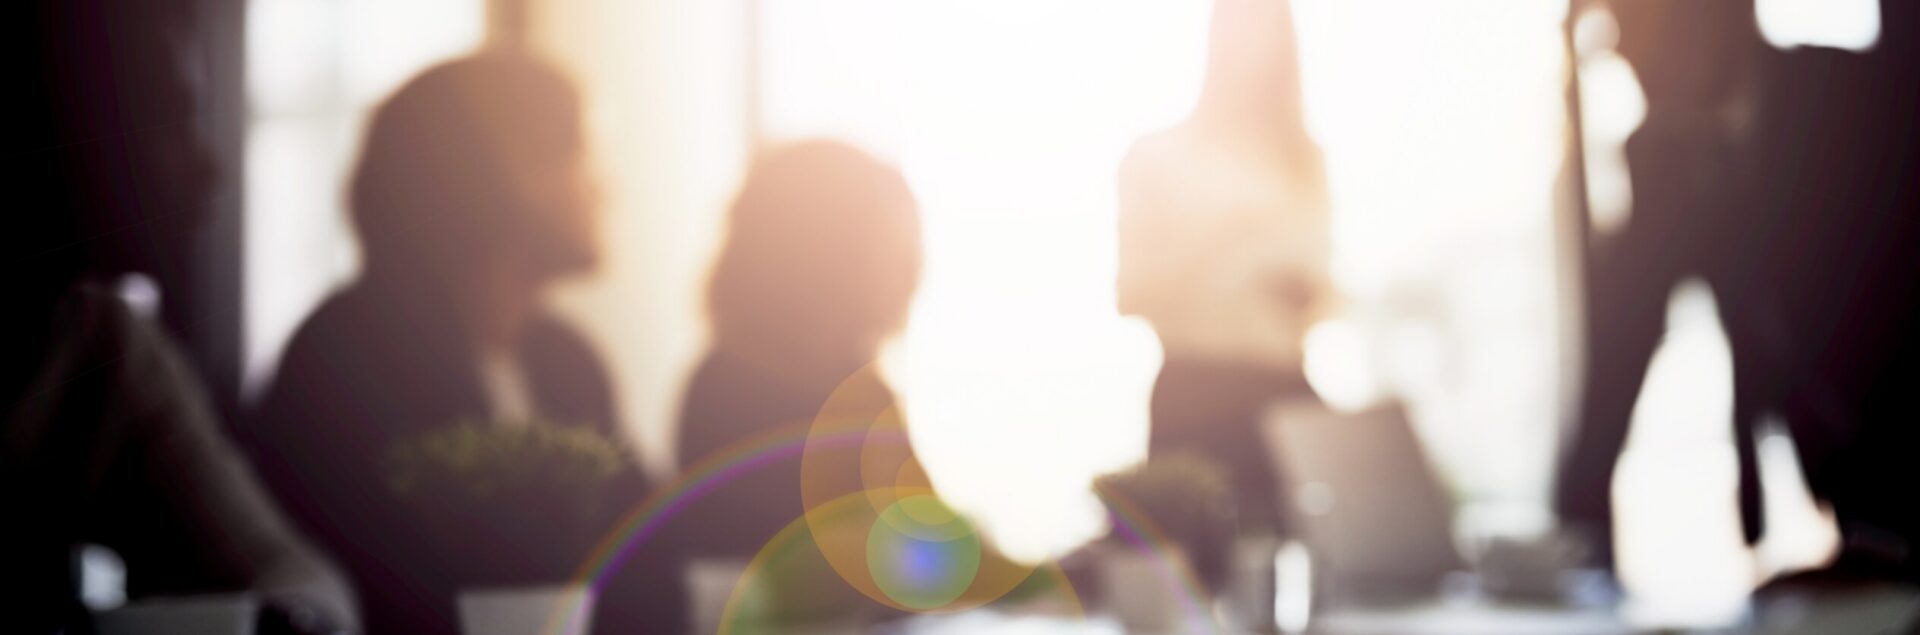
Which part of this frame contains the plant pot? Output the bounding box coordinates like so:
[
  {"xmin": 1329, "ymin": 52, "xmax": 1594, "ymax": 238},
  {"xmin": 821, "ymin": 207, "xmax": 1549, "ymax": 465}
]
[{"xmin": 458, "ymin": 584, "xmax": 596, "ymax": 635}]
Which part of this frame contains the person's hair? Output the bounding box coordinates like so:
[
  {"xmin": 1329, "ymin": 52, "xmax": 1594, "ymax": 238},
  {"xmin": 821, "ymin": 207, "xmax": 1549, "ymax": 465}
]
[
  {"xmin": 349, "ymin": 51, "xmax": 587, "ymax": 284},
  {"xmin": 706, "ymin": 141, "xmax": 922, "ymax": 364}
]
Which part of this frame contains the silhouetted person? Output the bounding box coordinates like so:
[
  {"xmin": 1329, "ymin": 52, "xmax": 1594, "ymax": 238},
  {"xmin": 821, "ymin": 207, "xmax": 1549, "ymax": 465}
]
[
  {"xmin": 243, "ymin": 53, "xmax": 682, "ymax": 632},
  {"xmin": 1745, "ymin": 1, "xmax": 1920, "ymax": 580},
  {"xmin": 1115, "ymin": 0, "xmax": 1330, "ymax": 535},
  {"xmin": 1559, "ymin": 0, "xmax": 1920, "ymax": 580},
  {"xmin": 675, "ymin": 141, "xmax": 926, "ymax": 560},
  {"xmin": 1556, "ymin": 0, "xmax": 1774, "ymax": 569},
  {"xmin": 2, "ymin": 1, "xmax": 347, "ymax": 632}
]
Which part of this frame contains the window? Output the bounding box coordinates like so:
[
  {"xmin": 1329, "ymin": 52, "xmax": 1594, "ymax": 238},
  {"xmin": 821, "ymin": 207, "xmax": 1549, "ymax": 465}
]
[
  {"xmin": 759, "ymin": 0, "xmax": 1580, "ymax": 557},
  {"xmin": 244, "ymin": 0, "xmax": 486, "ymax": 397},
  {"xmin": 759, "ymin": 0, "xmax": 1211, "ymax": 561}
]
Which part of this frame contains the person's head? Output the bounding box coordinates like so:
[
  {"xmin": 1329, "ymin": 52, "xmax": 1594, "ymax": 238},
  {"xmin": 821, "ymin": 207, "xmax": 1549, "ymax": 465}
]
[
  {"xmin": 707, "ymin": 141, "xmax": 922, "ymax": 371},
  {"xmin": 1195, "ymin": 0, "xmax": 1325, "ymax": 191},
  {"xmin": 6, "ymin": 0, "xmax": 216, "ymax": 281},
  {"xmin": 1201, "ymin": 0, "xmax": 1309, "ymax": 134},
  {"xmin": 349, "ymin": 51, "xmax": 599, "ymax": 294}
]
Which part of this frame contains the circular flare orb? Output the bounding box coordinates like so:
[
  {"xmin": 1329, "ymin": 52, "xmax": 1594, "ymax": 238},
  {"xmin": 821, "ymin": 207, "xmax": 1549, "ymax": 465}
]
[{"xmin": 866, "ymin": 495, "xmax": 982, "ymax": 609}]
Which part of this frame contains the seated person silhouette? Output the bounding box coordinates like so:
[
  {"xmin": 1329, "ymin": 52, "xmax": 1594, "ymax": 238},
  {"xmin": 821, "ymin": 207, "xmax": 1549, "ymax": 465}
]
[
  {"xmin": 675, "ymin": 141, "xmax": 927, "ymax": 561},
  {"xmin": 676, "ymin": 144, "xmax": 1060, "ymax": 626},
  {"xmin": 3, "ymin": 0, "xmax": 347, "ymax": 631},
  {"xmin": 243, "ymin": 52, "xmax": 680, "ymax": 633}
]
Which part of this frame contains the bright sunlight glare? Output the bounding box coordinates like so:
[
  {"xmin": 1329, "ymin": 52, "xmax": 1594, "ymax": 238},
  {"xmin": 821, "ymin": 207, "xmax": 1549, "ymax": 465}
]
[
  {"xmin": 764, "ymin": 0, "xmax": 1211, "ymax": 561},
  {"xmin": 764, "ymin": 0, "xmax": 1572, "ymax": 561}
]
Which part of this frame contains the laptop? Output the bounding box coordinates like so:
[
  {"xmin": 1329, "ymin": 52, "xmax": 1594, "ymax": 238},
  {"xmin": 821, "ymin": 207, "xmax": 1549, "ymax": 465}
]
[{"xmin": 1263, "ymin": 400, "xmax": 1464, "ymax": 603}]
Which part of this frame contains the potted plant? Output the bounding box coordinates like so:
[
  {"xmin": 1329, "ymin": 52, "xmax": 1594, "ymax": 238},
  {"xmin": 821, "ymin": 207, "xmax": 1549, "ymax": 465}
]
[{"xmin": 386, "ymin": 421, "xmax": 638, "ymax": 635}]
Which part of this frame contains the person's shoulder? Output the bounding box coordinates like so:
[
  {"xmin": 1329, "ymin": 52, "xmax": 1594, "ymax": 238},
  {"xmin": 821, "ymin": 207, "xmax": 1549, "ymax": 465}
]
[
  {"xmin": 51, "ymin": 282, "xmax": 136, "ymax": 349},
  {"xmin": 522, "ymin": 310, "xmax": 618, "ymax": 401},
  {"xmin": 676, "ymin": 349, "xmax": 784, "ymax": 424},
  {"xmin": 272, "ymin": 288, "xmax": 368, "ymax": 368},
  {"xmin": 1118, "ymin": 126, "xmax": 1206, "ymax": 200},
  {"xmin": 37, "ymin": 282, "xmax": 221, "ymax": 444},
  {"xmin": 523, "ymin": 312, "xmax": 605, "ymax": 369},
  {"xmin": 48, "ymin": 284, "xmax": 200, "ymax": 390},
  {"xmin": 1119, "ymin": 128, "xmax": 1187, "ymax": 177},
  {"xmin": 252, "ymin": 284, "xmax": 388, "ymax": 410}
]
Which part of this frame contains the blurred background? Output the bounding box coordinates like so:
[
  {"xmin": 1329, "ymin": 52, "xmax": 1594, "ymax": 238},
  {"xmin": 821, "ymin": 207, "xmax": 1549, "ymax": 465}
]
[
  {"xmin": 232, "ymin": 0, "xmax": 1889, "ymax": 621},
  {"xmin": 245, "ymin": 0, "xmax": 1584, "ymax": 563},
  {"xmin": 14, "ymin": 0, "xmax": 1918, "ymax": 632}
]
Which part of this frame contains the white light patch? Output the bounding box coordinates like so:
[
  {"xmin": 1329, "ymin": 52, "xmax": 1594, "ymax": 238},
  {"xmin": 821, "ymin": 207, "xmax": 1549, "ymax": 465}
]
[{"xmin": 1757, "ymin": 0, "xmax": 1881, "ymax": 52}]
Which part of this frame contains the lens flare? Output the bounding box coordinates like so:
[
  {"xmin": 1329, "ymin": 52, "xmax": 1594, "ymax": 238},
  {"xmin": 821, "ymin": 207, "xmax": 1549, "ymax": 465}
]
[
  {"xmin": 866, "ymin": 495, "xmax": 983, "ymax": 609},
  {"xmin": 551, "ymin": 363, "xmax": 1207, "ymax": 634},
  {"xmin": 800, "ymin": 363, "xmax": 1040, "ymax": 612}
]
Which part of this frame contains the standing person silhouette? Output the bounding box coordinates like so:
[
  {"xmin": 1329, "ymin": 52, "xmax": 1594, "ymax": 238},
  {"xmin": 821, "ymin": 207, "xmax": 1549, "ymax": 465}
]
[
  {"xmin": 1561, "ymin": 0, "xmax": 1920, "ymax": 581},
  {"xmin": 1556, "ymin": 0, "xmax": 1772, "ymax": 570},
  {"xmin": 1115, "ymin": 0, "xmax": 1332, "ymax": 536},
  {"xmin": 1762, "ymin": 0, "xmax": 1920, "ymax": 581}
]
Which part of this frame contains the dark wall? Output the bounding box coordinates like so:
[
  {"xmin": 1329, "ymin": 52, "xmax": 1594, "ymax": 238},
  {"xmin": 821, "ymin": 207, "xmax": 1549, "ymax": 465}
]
[{"xmin": 169, "ymin": 0, "xmax": 246, "ymax": 417}]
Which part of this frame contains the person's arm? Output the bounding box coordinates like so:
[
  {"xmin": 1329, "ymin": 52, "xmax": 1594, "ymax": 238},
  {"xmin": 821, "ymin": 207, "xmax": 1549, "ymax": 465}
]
[{"xmin": 87, "ymin": 289, "xmax": 352, "ymax": 626}]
